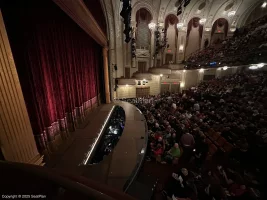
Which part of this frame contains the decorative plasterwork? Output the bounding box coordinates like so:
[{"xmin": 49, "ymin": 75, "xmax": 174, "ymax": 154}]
[
  {"xmin": 132, "ymin": 0, "xmax": 156, "ymax": 22},
  {"xmin": 136, "ymin": 49, "xmax": 150, "ymax": 58}
]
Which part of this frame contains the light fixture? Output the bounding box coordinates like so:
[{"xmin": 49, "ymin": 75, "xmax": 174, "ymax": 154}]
[
  {"xmin": 199, "ymin": 68, "xmax": 204, "ymax": 73},
  {"xmin": 148, "ymin": 22, "xmax": 156, "ymax": 30},
  {"xmin": 257, "ymin": 63, "xmax": 265, "ymax": 68},
  {"xmin": 183, "ymin": 70, "xmax": 186, "ymax": 72},
  {"xmin": 205, "ymin": 27, "xmax": 211, "ymax": 32},
  {"xmin": 249, "ymin": 65, "xmax": 259, "ymax": 70},
  {"xmin": 262, "ymin": 2, "xmax": 267, "ymax": 8},
  {"xmin": 180, "ymin": 82, "xmax": 185, "ymax": 87},
  {"xmin": 160, "ymin": 74, "xmax": 163, "ymax": 77},
  {"xmin": 223, "ymin": 66, "xmax": 228, "ymax": 70},
  {"xmin": 179, "ymin": 45, "xmax": 184, "ymax": 51},
  {"xmin": 217, "ymin": 67, "xmax": 221, "ymax": 71},
  {"xmin": 228, "ymin": 11, "xmax": 236, "ymax": 17},
  {"xmin": 177, "ymin": 23, "xmax": 184, "ymax": 30},
  {"xmin": 199, "ymin": 18, "xmax": 207, "ymax": 25},
  {"xmin": 230, "ymin": 27, "xmax": 236, "ymax": 32},
  {"xmin": 126, "ymin": 84, "xmax": 129, "ymax": 87},
  {"xmin": 143, "ymin": 79, "xmax": 146, "ymax": 81}
]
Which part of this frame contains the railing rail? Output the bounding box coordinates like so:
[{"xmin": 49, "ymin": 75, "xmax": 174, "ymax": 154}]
[{"xmin": 0, "ymin": 161, "xmax": 116, "ymax": 200}]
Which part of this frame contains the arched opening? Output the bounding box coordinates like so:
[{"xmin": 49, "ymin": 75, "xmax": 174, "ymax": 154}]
[
  {"xmin": 211, "ymin": 18, "xmax": 229, "ymax": 45},
  {"xmin": 136, "ymin": 8, "xmax": 152, "ymax": 49},
  {"xmin": 164, "ymin": 14, "xmax": 179, "ymax": 64},
  {"xmin": 185, "ymin": 17, "xmax": 203, "ymax": 57}
]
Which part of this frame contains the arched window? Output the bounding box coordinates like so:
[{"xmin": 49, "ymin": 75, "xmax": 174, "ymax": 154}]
[{"xmin": 136, "ymin": 8, "xmax": 152, "ymax": 49}]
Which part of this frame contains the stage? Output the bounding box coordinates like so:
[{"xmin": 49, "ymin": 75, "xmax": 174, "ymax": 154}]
[{"xmin": 47, "ymin": 101, "xmax": 148, "ymax": 191}]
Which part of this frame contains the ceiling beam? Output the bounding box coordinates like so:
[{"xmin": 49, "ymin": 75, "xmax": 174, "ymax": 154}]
[{"xmin": 53, "ymin": 0, "xmax": 108, "ymax": 47}]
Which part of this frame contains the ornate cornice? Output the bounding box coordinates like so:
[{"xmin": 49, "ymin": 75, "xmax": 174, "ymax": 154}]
[{"xmin": 53, "ymin": 0, "xmax": 108, "ymax": 47}]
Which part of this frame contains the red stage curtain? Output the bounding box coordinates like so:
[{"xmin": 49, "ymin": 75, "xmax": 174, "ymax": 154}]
[{"xmin": 2, "ymin": 0, "xmax": 103, "ymax": 152}]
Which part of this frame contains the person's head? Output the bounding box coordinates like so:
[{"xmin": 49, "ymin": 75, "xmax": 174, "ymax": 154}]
[
  {"xmin": 174, "ymin": 143, "xmax": 179, "ymax": 148},
  {"xmin": 172, "ymin": 133, "xmax": 176, "ymax": 138},
  {"xmin": 181, "ymin": 168, "xmax": 189, "ymax": 176},
  {"xmin": 158, "ymin": 137, "xmax": 163, "ymax": 142}
]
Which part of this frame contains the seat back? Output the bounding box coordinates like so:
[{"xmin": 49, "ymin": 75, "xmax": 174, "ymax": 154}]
[
  {"xmin": 223, "ymin": 142, "xmax": 233, "ymax": 153},
  {"xmin": 217, "ymin": 137, "xmax": 227, "ymax": 147}
]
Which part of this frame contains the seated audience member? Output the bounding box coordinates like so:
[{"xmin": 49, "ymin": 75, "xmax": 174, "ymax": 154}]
[
  {"xmin": 163, "ymin": 168, "xmax": 193, "ymax": 198},
  {"xmin": 152, "ymin": 144, "xmax": 163, "ymax": 158},
  {"xmin": 162, "ymin": 143, "xmax": 181, "ymax": 164}
]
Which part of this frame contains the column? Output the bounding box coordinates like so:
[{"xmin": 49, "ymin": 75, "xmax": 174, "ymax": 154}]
[
  {"xmin": 103, "ymin": 47, "xmax": 111, "ymax": 103},
  {"xmin": 150, "ymin": 29, "xmax": 155, "ymax": 68},
  {"xmin": 0, "ymin": 11, "xmax": 43, "ymax": 165}
]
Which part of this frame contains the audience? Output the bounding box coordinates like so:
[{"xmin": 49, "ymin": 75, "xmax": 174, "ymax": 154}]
[
  {"xmin": 186, "ymin": 15, "xmax": 267, "ymax": 69},
  {"xmin": 124, "ymin": 68, "xmax": 266, "ymax": 200}
]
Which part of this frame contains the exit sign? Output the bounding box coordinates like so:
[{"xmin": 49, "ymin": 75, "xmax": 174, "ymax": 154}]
[{"xmin": 167, "ymin": 49, "xmax": 172, "ymax": 53}]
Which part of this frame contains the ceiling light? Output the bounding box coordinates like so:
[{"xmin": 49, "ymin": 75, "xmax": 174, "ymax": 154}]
[
  {"xmin": 262, "ymin": 2, "xmax": 267, "ymax": 8},
  {"xmin": 199, "ymin": 68, "xmax": 204, "ymax": 73},
  {"xmin": 223, "ymin": 66, "xmax": 228, "ymax": 70},
  {"xmin": 228, "ymin": 11, "xmax": 236, "ymax": 17},
  {"xmin": 148, "ymin": 22, "xmax": 156, "ymax": 30},
  {"xmin": 199, "ymin": 18, "xmax": 207, "ymax": 25}
]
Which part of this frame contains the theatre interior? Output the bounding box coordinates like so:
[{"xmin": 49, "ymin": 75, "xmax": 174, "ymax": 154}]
[{"xmin": 1, "ymin": 0, "xmax": 267, "ymax": 199}]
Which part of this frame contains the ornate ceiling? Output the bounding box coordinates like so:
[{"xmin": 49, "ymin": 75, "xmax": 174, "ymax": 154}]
[{"xmin": 130, "ymin": 0, "xmax": 264, "ymax": 27}]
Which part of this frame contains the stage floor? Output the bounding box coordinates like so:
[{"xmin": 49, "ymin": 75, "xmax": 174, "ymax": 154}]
[{"xmin": 47, "ymin": 101, "xmax": 147, "ymax": 191}]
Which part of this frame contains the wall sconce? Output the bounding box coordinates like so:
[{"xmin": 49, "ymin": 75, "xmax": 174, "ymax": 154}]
[
  {"xmin": 230, "ymin": 27, "xmax": 236, "ymax": 32},
  {"xmin": 126, "ymin": 84, "xmax": 129, "ymax": 87},
  {"xmin": 261, "ymin": 2, "xmax": 267, "ymax": 8},
  {"xmin": 160, "ymin": 74, "xmax": 163, "ymax": 77},
  {"xmin": 199, "ymin": 18, "xmax": 207, "ymax": 25},
  {"xmin": 148, "ymin": 22, "xmax": 156, "ymax": 30},
  {"xmin": 177, "ymin": 23, "xmax": 184, "ymax": 30},
  {"xmin": 199, "ymin": 68, "xmax": 204, "ymax": 73},
  {"xmin": 179, "ymin": 45, "xmax": 184, "ymax": 51},
  {"xmin": 180, "ymin": 82, "xmax": 185, "ymax": 87},
  {"xmin": 183, "ymin": 70, "xmax": 186, "ymax": 72}
]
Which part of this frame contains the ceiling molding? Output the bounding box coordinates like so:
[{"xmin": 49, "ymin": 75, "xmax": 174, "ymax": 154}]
[{"xmin": 53, "ymin": 0, "xmax": 108, "ymax": 47}]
